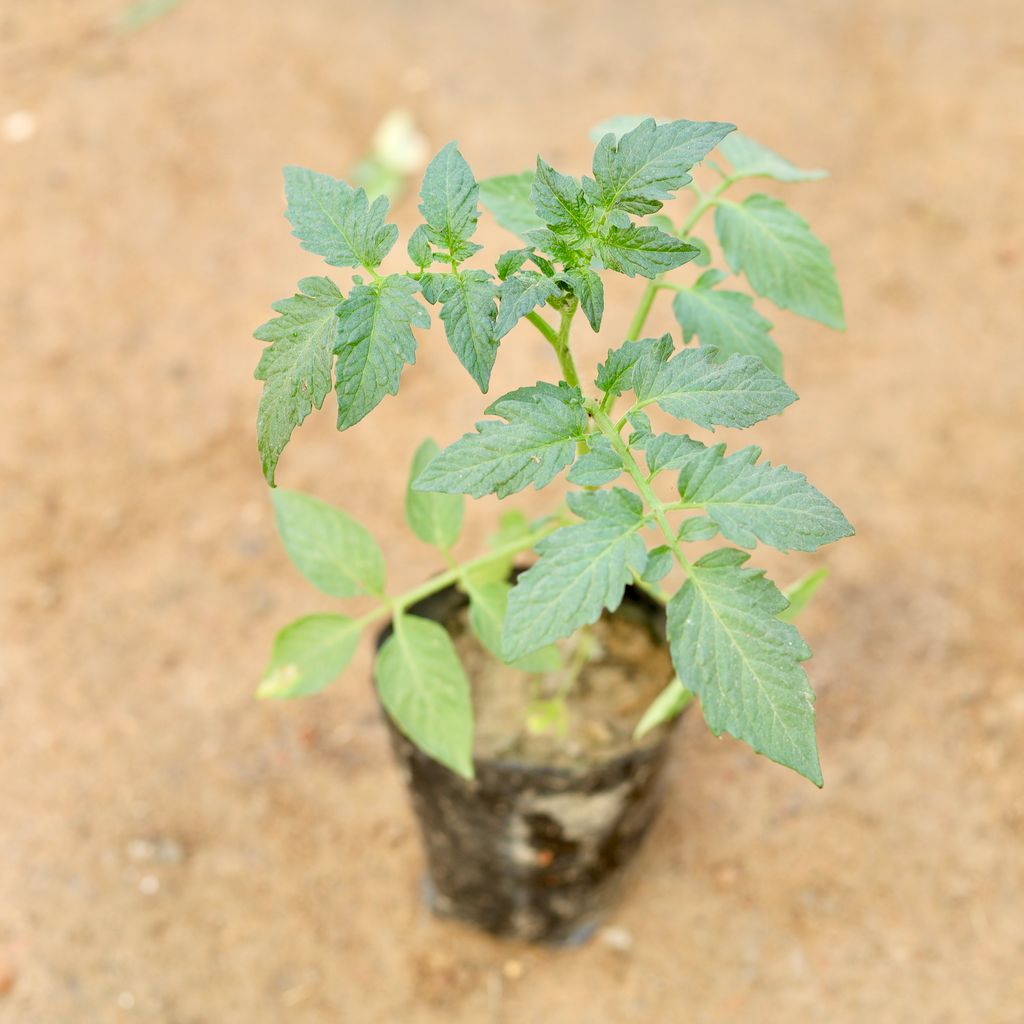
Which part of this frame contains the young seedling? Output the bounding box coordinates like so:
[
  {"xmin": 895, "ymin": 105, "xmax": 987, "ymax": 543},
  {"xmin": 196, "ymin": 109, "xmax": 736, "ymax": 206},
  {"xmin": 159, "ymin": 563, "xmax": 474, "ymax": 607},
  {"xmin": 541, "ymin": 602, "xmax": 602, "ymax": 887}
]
[{"xmin": 254, "ymin": 116, "xmax": 852, "ymax": 786}]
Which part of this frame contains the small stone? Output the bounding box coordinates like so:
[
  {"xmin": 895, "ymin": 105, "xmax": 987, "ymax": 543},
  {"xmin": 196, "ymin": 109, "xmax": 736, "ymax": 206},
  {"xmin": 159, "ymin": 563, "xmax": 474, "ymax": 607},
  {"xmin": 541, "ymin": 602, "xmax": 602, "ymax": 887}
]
[
  {"xmin": 600, "ymin": 925, "xmax": 634, "ymax": 954},
  {"xmin": 138, "ymin": 874, "xmax": 160, "ymax": 895},
  {"xmin": 502, "ymin": 959, "xmax": 524, "ymax": 981}
]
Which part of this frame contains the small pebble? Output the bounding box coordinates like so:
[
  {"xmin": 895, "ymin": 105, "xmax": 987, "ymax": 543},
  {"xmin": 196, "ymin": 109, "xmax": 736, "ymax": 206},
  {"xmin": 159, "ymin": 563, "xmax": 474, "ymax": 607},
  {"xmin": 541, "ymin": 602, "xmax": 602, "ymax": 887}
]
[
  {"xmin": 138, "ymin": 874, "xmax": 160, "ymax": 895},
  {"xmin": 600, "ymin": 925, "xmax": 634, "ymax": 954},
  {"xmin": 502, "ymin": 959, "xmax": 524, "ymax": 981}
]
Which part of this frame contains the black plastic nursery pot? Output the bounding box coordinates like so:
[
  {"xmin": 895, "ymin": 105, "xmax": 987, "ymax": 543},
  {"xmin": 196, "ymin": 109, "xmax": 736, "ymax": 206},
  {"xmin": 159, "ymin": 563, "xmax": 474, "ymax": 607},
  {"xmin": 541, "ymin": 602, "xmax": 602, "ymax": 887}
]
[{"xmin": 374, "ymin": 579, "xmax": 682, "ymax": 945}]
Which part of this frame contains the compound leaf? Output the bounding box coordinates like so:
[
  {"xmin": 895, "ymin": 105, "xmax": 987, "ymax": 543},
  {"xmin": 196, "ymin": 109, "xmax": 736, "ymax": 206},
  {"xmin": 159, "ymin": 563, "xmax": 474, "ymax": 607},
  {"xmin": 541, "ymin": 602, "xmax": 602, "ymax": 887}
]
[
  {"xmin": 715, "ymin": 195, "xmax": 844, "ymax": 329},
  {"xmin": 430, "ymin": 270, "xmax": 500, "ymax": 390},
  {"xmin": 254, "ymin": 276, "xmax": 342, "ymax": 485},
  {"xmin": 676, "ymin": 444, "xmax": 853, "ymax": 552},
  {"xmin": 271, "ymin": 489, "xmax": 385, "ymax": 597},
  {"xmin": 667, "ymin": 549, "xmax": 822, "ymax": 784},
  {"xmin": 283, "ymin": 166, "xmax": 397, "ymax": 268},
  {"xmin": 376, "ymin": 614, "xmax": 474, "ymax": 779},
  {"xmin": 503, "ymin": 489, "xmax": 647, "ymax": 659},
  {"xmin": 405, "ymin": 439, "xmax": 464, "ymax": 549},
  {"xmin": 258, "ymin": 614, "xmax": 361, "ymax": 699},
  {"xmin": 412, "ymin": 381, "xmax": 587, "ymax": 498},
  {"xmin": 334, "ymin": 274, "xmax": 429, "ymax": 430}
]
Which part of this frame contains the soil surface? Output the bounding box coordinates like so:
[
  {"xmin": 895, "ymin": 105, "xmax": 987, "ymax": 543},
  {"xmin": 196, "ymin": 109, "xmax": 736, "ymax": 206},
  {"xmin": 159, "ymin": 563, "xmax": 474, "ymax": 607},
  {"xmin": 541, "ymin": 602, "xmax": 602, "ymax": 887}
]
[
  {"xmin": 3, "ymin": 1, "xmax": 1023, "ymax": 1022},
  {"xmin": 455, "ymin": 595, "xmax": 673, "ymax": 767}
]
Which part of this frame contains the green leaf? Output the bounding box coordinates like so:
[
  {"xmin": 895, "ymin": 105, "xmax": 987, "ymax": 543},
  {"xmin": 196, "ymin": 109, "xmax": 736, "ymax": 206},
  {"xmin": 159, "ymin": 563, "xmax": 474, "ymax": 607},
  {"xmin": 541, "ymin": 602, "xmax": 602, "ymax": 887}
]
[
  {"xmin": 566, "ymin": 435, "xmax": 622, "ymax": 486},
  {"xmin": 677, "ymin": 516, "xmax": 720, "ymax": 542},
  {"xmin": 407, "ymin": 224, "xmax": 433, "ymax": 268},
  {"xmin": 594, "ymin": 224, "xmax": 700, "ymax": 279},
  {"xmin": 633, "ymin": 677, "xmax": 694, "ymax": 739},
  {"xmin": 673, "ymin": 286, "xmax": 782, "ymax": 377},
  {"xmin": 585, "ymin": 117, "xmax": 735, "ymax": 215},
  {"xmin": 588, "ymin": 114, "xmax": 656, "ymax": 143},
  {"xmin": 779, "ymin": 568, "xmax": 829, "ymax": 624},
  {"xmin": 632, "ymin": 346, "xmax": 797, "ymax": 428},
  {"xmin": 625, "ymin": 409, "xmax": 653, "ymax": 450},
  {"xmin": 271, "ymin": 489, "xmax": 385, "ymax": 597},
  {"xmin": 254, "ymin": 277, "xmax": 342, "ymax": 486},
  {"xmin": 464, "ymin": 509, "xmax": 532, "ymax": 586},
  {"xmin": 334, "ymin": 275, "xmax": 430, "ymax": 430},
  {"xmin": 531, "ymin": 158, "xmax": 595, "ymax": 241},
  {"xmin": 430, "ymin": 270, "xmax": 500, "ymax": 390},
  {"xmin": 503, "ymin": 488, "xmax": 647, "ymax": 659},
  {"xmin": 496, "ymin": 272, "xmax": 562, "ymax": 338},
  {"xmin": 467, "ymin": 580, "xmax": 562, "ymax": 673},
  {"xmin": 412, "ymin": 382, "xmax": 587, "ymax": 498},
  {"xmin": 496, "ymin": 247, "xmax": 532, "ymax": 280},
  {"xmin": 644, "ymin": 432, "xmax": 705, "ymax": 475},
  {"xmin": 561, "ymin": 267, "xmax": 604, "ymax": 331},
  {"xmin": 523, "ymin": 228, "xmax": 585, "ymax": 268},
  {"xmin": 405, "ymin": 439, "xmax": 463, "ymax": 549},
  {"xmin": 417, "ymin": 142, "xmax": 482, "ymax": 263},
  {"xmin": 676, "ymin": 443, "xmax": 854, "ymax": 552},
  {"xmin": 667, "ymin": 549, "xmax": 821, "ymax": 784},
  {"xmin": 283, "ymin": 166, "xmax": 397, "ymax": 269},
  {"xmin": 720, "ymin": 132, "xmax": 827, "ymax": 183},
  {"xmin": 715, "ymin": 195, "xmax": 844, "ymax": 329},
  {"xmin": 479, "ymin": 171, "xmax": 544, "ymax": 238},
  {"xmin": 640, "ymin": 545, "xmax": 673, "ymax": 584},
  {"xmin": 375, "ymin": 614, "xmax": 474, "ymax": 779},
  {"xmin": 596, "ymin": 335, "xmax": 673, "ymax": 395},
  {"xmin": 257, "ymin": 614, "xmax": 361, "ymax": 699}
]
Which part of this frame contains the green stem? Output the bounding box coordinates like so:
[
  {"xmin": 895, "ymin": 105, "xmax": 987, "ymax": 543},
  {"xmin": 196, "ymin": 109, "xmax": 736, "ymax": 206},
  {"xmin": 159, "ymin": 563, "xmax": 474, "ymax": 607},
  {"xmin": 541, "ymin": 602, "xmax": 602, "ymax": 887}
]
[
  {"xmin": 587, "ymin": 403, "xmax": 691, "ymax": 571},
  {"xmin": 524, "ymin": 310, "xmax": 558, "ymax": 345},
  {"xmin": 626, "ymin": 281, "xmax": 658, "ymax": 341},
  {"xmin": 352, "ymin": 519, "xmax": 565, "ymax": 631}
]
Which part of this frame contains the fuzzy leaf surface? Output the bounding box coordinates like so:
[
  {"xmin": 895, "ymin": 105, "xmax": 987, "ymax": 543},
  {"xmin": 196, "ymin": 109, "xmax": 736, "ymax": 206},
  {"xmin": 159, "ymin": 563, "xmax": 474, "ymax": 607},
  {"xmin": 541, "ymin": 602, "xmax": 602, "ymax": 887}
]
[
  {"xmin": 673, "ymin": 286, "xmax": 782, "ymax": 376},
  {"xmin": 676, "ymin": 443, "xmax": 853, "ymax": 552},
  {"xmin": 561, "ymin": 267, "xmax": 605, "ymax": 331},
  {"xmin": 503, "ymin": 489, "xmax": 647, "ymax": 659},
  {"xmin": 418, "ymin": 142, "xmax": 481, "ymax": 262},
  {"xmin": 258, "ymin": 614, "xmax": 361, "ymax": 699},
  {"xmin": 594, "ymin": 225, "xmax": 700, "ymax": 279},
  {"xmin": 254, "ymin": 276, "xmax": 342, "ymax": 485},
  {"xmin": 644, "ymin": 432, "xmax": 705, "ymax": 475},
  {"xmin": 585, "ymin": 117, "xmax": 735, "ymax": 215},
  {"xmin": 283, "ymin": 166, "xmax": 397, "ymax": 268},
  {"xmin": 720, "ymin": 132, "xmax": 827, "ymax": 183},
  {"xmin": 596, "ymin": 335, "xmax": 674, "ymax": 396},
  {"xmin": 271, "ymin": 489, "xmax": 385, "ymax": 597},
  {"xmin": 376, "ymin": 614, "xmax": 474, "ymax": 779},
  {"xmin": 405, "ymin": 439, "xmax": 463, "ymax": 549},
  {"xmin": 630, "ymin": 345, "xmax": 797, "ymax": 428},
  {"xmin": 668, "ymin": 548, "xmax": 821, "ymax": 784},
  {"xmin": 412, "ymin": 382, "xmax": 587, "ymax": 499},
  {"xmin": 430, "ymin": 270, "xmax": 499, "ymax": 390},
  {"xmin": 496, "ymin": 272, "xmax": 562, "ymax": 338},
  {"xmin": 479, "ymin": 172, "xmax": 544, "ymax": 238},
  {"xmin": 715, "ymin": 195, "xmax": 844, "ymax": 329},
  {"xmin": 531, "ymin": 158, "xmax": 594, "ymax": 241},
  {"xmin": 566, "ymin": 435, "xmax": 622, "ymax": 486},
  {"xmin": 334, "ymin": 275, "xmax": 429, "ymax": 430}
]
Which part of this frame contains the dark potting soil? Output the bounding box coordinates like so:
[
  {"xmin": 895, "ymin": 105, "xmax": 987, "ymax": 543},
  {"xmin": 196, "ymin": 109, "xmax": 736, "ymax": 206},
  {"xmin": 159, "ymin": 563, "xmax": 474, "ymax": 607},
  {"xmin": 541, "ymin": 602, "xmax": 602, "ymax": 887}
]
[{"xmin": 449, "ymin": 600, "xmax": 675, "ymax": 770}]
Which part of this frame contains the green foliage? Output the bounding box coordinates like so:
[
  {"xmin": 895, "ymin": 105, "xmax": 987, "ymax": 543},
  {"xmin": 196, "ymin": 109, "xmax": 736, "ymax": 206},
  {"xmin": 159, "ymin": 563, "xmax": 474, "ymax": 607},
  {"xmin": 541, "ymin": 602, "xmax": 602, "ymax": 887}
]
[
  {"xmin": 715, "ymin": 195, "xmax": 844, "ymax": 329},
  {"xmin": 271, "ymin": 489, "xmax": 385, "ymax": 598},
  {"xmin": 258, "ymin": 614, "xmax": 361, "ymax": 699},
  {"xmin": 673, "ymin": 276, "xmax": 782, "ymax": 376},
  {"xmin": 334, "ymin": 275, "xmax": 430, "ymax": 430},
  {"xmin": 254, "ymin": 277, "xmax": 342, "ymax": 485},
  {"xmin": 675, "ymin": 443, "xmax": 854, "ymax": 552},
  {"xmin": 283, "ymin": 166, "xmax": 397, "ymax": 269},
  {"xmin": 405, "ymin": 439, "xmax": 464, "ymax": 549},
  {"xmin": 667, "ymin": 549, "xmax": 822, "ymax": 785},
  {"xmin": 503, "ymin": 489, "xmax": 647, "ymax": 660},
  {"xmin": 779, "ymin": 567, "xmax": 829, "ymax": 623},
  {"xmin": 256, "ymin": 115, "xmax": 852, "ymax": 786},
  {"xmin": 375, "ymin": 614, "xmax": 475, "ymax": 778},
  {"xmin": 413, "ymin": 382, "xmax": 587, "ymax": 498}
]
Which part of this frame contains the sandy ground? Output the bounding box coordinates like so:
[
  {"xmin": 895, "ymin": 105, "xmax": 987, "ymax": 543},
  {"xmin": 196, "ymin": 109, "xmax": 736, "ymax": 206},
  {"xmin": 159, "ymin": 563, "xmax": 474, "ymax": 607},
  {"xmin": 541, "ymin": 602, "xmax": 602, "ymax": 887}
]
[{"xmin": 2, "ymin": 1, "xmax": 1023, "ymax": 1021}]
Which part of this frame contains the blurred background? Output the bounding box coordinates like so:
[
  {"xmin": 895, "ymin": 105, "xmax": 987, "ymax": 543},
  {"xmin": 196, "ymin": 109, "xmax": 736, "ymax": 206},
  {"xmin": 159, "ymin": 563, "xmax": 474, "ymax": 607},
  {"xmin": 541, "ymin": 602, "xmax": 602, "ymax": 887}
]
[{"xmin": 2, "ymin": 1, "xmax": 1022, "ymax": 1021}]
